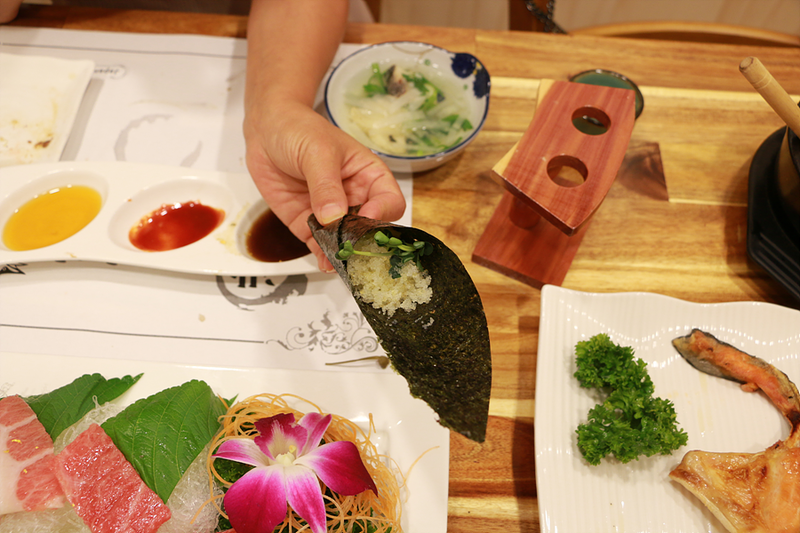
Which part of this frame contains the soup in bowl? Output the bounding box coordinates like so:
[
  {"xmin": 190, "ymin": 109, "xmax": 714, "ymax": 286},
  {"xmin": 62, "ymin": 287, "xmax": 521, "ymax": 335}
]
[{"xmin": 325, "ymin": 41, "xmax": 491, "ymax": 173}]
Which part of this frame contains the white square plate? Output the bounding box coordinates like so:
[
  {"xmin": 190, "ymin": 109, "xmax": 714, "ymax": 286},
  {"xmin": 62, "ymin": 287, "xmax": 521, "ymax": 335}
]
[
  {"xmin": 0, "ymin": 53, "xmax": 94, "ymax": 167},
  {"xmin": 1, "ymin": 352, "xmax": 450, "ymax": 532},
  {"xmin": 535, "ymin": 285, "xmax": 800, "ymax": 533}
]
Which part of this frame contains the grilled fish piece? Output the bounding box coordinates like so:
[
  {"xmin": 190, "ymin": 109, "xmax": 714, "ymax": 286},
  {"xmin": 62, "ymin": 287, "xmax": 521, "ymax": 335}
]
[
  {"xmin": 669, "ymin": 329, "xmax": 800, "ymax": 533},
  {"xmin": 383, "ymin": 65, "xmax": 408, "ymax": 96},
  {"xmin": 672, "ymin": 329, "xmax": 800, "ymax": 430}
]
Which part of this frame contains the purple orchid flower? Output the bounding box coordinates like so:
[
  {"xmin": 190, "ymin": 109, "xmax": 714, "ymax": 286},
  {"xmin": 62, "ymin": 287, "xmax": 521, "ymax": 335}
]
[{"xmin": 213, "ymin": 412, "xmax": 378, "ymax": 533}]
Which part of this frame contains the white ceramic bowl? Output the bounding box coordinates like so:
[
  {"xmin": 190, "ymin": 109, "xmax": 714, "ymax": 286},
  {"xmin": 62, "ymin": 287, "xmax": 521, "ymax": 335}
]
[{"xmin": 325, "ymin": 41, "xmax": 491, "ymax": 173}]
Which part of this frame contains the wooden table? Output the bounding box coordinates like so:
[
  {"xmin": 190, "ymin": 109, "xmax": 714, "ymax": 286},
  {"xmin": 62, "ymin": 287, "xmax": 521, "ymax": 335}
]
[{"xmin": 8, "ymin": 6, "xmax": 800, "ymax": 532}]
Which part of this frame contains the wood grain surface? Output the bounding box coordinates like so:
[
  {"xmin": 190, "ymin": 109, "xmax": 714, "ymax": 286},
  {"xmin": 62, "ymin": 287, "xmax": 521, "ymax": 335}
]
[
  {"xmin": 8, "ymin": 7, "xmax": 800, "ymax": 532},
  {"xmin": 495, "ymin": 81, "xmax": 636, "ymax": 232}
]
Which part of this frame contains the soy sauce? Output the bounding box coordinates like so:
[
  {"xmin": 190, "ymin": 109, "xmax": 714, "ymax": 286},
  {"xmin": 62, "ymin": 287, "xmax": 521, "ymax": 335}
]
[
  {"xmin": 245, "ymin": 209, "xmax": 309, "ymax": 262},
  {"xmin": 129, "ymin": 201, "xmax": 224, "ymax": 252}
]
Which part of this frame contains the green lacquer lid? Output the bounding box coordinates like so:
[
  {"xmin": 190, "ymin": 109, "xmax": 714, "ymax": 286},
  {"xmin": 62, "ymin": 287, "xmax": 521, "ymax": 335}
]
[{"xmin": 570, "ymin": 69, "xmax": 644, "ymax": 119}]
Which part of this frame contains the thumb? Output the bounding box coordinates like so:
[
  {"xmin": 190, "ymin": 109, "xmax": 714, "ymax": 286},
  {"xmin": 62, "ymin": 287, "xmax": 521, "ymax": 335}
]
[{"xmin": 301, "ymin": 145, "xmax": 348, "ymax": 225}]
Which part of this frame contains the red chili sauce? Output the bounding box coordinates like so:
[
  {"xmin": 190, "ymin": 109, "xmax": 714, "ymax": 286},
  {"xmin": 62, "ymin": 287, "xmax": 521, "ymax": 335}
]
[
  {"xmin": 245, "ymin": 209, "xmax": 309, "ymax": 262},
  {"xmin": 129, "ymin": 201, "xmax": 225, "ymax": 252}
]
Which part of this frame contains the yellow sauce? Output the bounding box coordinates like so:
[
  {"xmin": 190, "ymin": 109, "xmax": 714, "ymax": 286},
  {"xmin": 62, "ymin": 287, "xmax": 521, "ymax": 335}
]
[{"xmin": 2, "ymin": 185, "xmax": 103, "ymax": 251}]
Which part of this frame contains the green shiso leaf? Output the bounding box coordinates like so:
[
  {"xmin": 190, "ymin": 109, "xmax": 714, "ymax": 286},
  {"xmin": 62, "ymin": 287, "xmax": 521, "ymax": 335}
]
[
  {"xmin": 101, "ymin": 379, "xmax": 226, "ymax": 502},
  {"xmin": 24, "ymin": 373, "xmax": 142, "ymax": 441}
]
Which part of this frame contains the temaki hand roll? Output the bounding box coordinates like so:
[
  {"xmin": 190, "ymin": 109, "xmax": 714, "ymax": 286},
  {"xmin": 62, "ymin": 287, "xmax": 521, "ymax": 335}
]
[{"xmin": 309, "ymin": 212, "xmax": 492, "ymax": 442}]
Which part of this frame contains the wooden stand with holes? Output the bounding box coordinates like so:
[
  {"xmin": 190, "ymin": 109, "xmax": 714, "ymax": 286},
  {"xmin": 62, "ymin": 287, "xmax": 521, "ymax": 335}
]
[{"xmin": 472, "ymin": 79, "xmax": 636, "ymax": 287}]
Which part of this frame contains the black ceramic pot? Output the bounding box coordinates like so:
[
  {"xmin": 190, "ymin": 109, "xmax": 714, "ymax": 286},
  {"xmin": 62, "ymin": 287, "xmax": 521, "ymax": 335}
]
[
  {"xmin": 777, "ymin": 125, "xmax": 800, "ymax": 237},
  {"xmin": 747, "ymin": 119, "xmax": 800, "ymax": 302}
]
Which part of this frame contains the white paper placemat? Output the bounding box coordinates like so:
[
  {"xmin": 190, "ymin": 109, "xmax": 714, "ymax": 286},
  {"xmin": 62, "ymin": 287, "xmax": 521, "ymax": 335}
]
[{"xmin": 0, "ymin": 27, "xmax": 412, "ymax": 373}]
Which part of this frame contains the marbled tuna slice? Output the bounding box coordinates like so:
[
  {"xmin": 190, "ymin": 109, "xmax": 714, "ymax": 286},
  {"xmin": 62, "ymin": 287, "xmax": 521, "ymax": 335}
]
[
  {"xmin": 54, "ymin": 423, "xmax": 171, "ymax": 533},
  {"xmin": 0, "ymin": 395, "xmax": 65, "ymax": 515}
]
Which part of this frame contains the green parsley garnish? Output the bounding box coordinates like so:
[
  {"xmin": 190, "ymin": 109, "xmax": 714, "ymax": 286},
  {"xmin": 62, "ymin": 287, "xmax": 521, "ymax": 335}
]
[
  {"xmin": 335, "ymin": 230, "xmax": 433, "ymax": 279},
  {"xmin": 574, "ymin": 334, "xmax": 688, "ymax": 465}
]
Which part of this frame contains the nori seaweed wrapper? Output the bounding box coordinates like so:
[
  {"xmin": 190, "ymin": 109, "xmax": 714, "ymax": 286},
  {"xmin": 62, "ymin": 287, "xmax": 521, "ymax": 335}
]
[{"xmin": 309, "ymin": 213, "xmax": 491, "ymax": 442}]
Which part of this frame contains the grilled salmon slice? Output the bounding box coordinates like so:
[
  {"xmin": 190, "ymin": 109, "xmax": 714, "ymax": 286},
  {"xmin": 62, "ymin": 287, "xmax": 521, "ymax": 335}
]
[{"xmin": 670, "ymin": 329, "xmax": 800, "ymax": 533}]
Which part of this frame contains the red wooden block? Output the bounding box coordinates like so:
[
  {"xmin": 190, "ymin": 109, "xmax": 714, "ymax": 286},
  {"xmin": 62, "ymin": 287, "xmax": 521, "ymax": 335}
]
[{"xmin": 473, "ymin": 80, "xmax": 636, "ymax": 288}]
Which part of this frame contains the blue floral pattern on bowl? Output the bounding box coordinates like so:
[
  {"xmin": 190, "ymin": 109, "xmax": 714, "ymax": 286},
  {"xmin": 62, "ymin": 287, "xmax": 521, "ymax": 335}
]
[{"xmin": 451, "ymin": 52, "xmax": 490, "ymax": 99}]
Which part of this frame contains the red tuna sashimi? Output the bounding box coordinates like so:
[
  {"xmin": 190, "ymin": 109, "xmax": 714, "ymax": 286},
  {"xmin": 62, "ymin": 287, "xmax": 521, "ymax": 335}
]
[
  {"xmin": 54, "ymin": 423, "xmax": 171, "ymax": 533},
  {"xmin": 0, "ymin": 395, "xmax": 65, "ymax": 515}
]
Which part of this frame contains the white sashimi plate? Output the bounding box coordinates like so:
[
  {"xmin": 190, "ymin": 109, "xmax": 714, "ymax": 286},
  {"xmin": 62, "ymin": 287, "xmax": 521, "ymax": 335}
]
[
  {"xmin": 0, "ymin": 53, "xmax": 94, "ymax": 167},
  {"xmin": 535, "ymin": 285, "xmax": 800, "ymax": 533},
  {"xmin": 1, "ymin": 352, "xmax": 450, "ymax": 533},
  {"xmin": 0, "ymin": 161, "xmax": 319, "ymax": 276}
]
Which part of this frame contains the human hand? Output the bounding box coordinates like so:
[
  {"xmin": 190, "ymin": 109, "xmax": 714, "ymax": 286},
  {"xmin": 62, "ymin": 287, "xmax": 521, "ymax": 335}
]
[
  {"xmin": 244, "ymin": 100, "xmax": 406, "ymax": 272},
  {"xmin": 0, "ymin": 0, "xmax": 22, "ymax": 23}
]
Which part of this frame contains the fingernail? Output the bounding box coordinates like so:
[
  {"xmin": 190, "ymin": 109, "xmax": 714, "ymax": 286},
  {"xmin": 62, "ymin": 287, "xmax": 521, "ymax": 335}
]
[
  {"xmin": 318, "ymin": 203, "xmax": 346, "ymax": 225},
  {"xmin": 318, "ymin": 258, "xmax": 335, "ymax": 273}
]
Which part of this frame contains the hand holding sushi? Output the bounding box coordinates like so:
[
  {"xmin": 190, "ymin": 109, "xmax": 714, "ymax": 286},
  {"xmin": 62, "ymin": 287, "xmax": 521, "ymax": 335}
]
[{"xmin": 244, "ymin": 0, "xmax": 406, "ymax": 271}]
